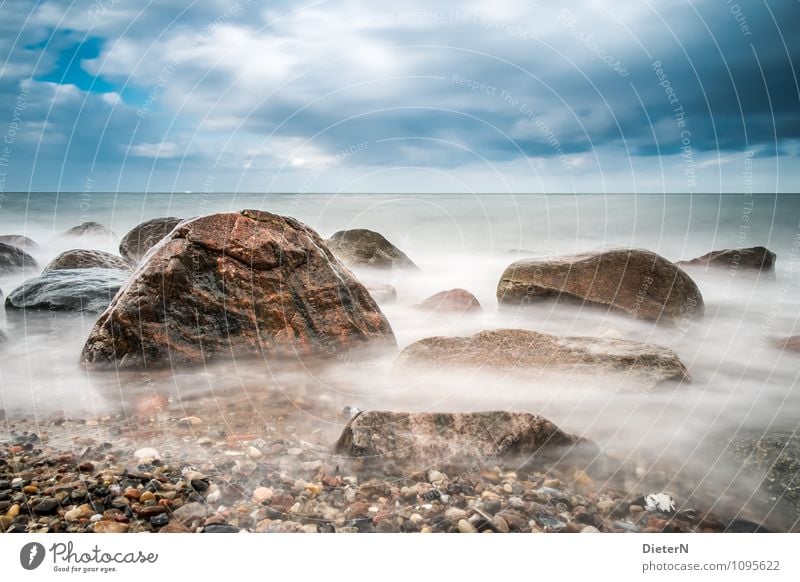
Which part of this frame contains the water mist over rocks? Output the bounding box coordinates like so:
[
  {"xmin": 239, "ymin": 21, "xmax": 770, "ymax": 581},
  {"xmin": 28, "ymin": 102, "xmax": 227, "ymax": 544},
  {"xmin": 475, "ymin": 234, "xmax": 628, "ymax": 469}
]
[{"xmin": 2, "ymin": 193, "xmax": 800, "ymax": 532}]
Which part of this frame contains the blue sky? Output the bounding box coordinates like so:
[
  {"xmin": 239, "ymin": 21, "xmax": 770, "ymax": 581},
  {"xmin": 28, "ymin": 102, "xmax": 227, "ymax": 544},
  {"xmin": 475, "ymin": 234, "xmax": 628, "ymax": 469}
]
[{"xmin": 0, "ymin": 0, "xmax": 798, "ymax": 193}]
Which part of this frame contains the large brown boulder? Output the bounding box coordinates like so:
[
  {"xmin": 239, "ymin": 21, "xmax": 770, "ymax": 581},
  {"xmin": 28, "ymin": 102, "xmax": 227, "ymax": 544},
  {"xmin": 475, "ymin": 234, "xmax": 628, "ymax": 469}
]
[
  {"xmin": 497, "ymin": 248, "xmax": 703, "ymax": 324},
  {"xmin": 80, "ymin": 210, "xmax": 396, "ymax": 369},
  {"xmin": 334, "ymin": 410, "xmax": 597, "ymax": 473},
  {"xmin": 326, "ymin": 229, "xmax": 418, "ymax": 270},
  {"xmin": 417, "ymin": 288, "xmax": 482, "ymax": 313},
  {"xmin": 677, "ymin": 246, "xmax": 776, "ymax": 277},
  {"xmin": 119, "ymin": 217, "xmax": 184, "ymax": 263},
  {"xmin": 0, "ymin": 242, "xmax": 38, "ymax": 274},
  {"xmin": 43, "ymin": 249, "xmax": 133, "ymax": 273},
  {"xmin": 395, "ymin": 328, "xmax": 689, "ymax": 390}
]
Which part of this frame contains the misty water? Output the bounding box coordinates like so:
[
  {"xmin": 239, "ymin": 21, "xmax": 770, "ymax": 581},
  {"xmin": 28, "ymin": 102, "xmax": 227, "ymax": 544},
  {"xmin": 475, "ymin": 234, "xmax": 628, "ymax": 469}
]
[{"xmin": 1, "ymin": 192, "xmax": 799, "ymax": 529}]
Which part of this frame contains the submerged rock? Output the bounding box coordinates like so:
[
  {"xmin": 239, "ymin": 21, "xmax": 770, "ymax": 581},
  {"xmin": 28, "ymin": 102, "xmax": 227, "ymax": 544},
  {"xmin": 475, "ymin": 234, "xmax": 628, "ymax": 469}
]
[
  {"xmin": 417, "ymin": 288, "xmax": 482, "ymax": 313},
  {"xmin": 395, "ymin": 329, "xmax": 689, "ymax": 390},
  {"xmin": 81, "ymin": 210, "xmax": 396, "ymax": 369},
  {"xmin": 63, "ymin": 221, "xmax": 115, "ymax": 238},
  {"xmin": 5, "ymin": 268, "xmax": 129, "ymax": 313},
  {"xmin": 364, "ymin": 283, "xmax": 397, "ymax": 303},
  {"xmin": 119, "ymin": 216, "xmax": 184, "ymax": 263},
  {"xmin": 729, "ymin": 432, "xmax": 800, "ymax": 521},
  {"xmin": 326, "ymin": 229, "xmax": 418, "ymax": 270},
  {"xmin": 334, "ymin": 410, "xmax": 597, "ymax": 473},
  {"xmin": 497, "ymin": 248, "xmax": 703, "ymax": 324},
  {"xmin": 0, "ymin": 242, "xmax": 38, "ymax": 274},
  {"xmin": 775, "ymin": 336, "xmax": 800, "ymax": 352},
  {"xmin": 0, "ymin": 235, "xmax": 38, "ymax": 250},
  {"xmin": 43, "ymin": 249, "xmax": 132, "ymax": 273},
  {"xmin": 678, "ymin": 246, "xmax": 776, "ymax": 276}
]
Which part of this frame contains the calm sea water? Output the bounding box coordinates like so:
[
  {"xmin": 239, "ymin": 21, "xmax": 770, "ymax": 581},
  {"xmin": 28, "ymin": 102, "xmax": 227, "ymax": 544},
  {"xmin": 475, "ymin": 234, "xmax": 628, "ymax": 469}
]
[{"xmin": 1, "ymin": 192, "xmax": 800, "ymax": 527}]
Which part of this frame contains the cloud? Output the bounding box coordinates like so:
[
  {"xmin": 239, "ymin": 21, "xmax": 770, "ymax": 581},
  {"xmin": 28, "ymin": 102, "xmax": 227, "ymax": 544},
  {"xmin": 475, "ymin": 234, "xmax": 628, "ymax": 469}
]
[{"xmin": 0, "ymin": 0, "xmax": 797, "ymax": 192}]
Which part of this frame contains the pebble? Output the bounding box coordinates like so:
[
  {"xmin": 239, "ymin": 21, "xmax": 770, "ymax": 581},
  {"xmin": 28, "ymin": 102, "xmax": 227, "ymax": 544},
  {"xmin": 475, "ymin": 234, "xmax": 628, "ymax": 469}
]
[
  {"xmin": 253, "ymin": 487, "xmax": 274, "ymax": 503},
  {"xmin": 178, "ymin": 416, "xmax": 203, "ymax": 428},
  {"xmin": 197, "ymin": 437, "xmax": 213, "ymax": 447},
  {"xmin": 94, "ymin": 520, "xmax": 129, "ymax": 533},
  {"xmin": 133, "ymin": 447, "xmax": 161, "ymax": 462},
  {"xmin": 457, "ymin": 519, "xmax": 476, "ymax": 533},
  {"xmin": 581, "ymin": 525, "xmax": 600, "ymax": 533},
  {"xmin": 34, "ymin": 497, "xmax": 59, "ymax": 515},
  {"xmin": 150, "ymin": 513, "xmax": 170, "ymax": 528},
  {"xmin": 246, "ymin": 446, "xmax": 262, "ymax": 459}
]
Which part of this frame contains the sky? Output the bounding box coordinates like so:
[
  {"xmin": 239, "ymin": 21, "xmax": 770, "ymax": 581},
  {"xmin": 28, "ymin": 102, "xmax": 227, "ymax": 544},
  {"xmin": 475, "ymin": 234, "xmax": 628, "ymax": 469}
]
[{"xmin": 0, "ymin": 0, "xmax": 798, "ymax": 193}]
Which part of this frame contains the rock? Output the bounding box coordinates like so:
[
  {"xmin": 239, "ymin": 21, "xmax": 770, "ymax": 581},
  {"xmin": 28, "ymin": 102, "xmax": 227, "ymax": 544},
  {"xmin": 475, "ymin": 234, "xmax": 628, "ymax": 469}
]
[
  {"xmin": 334, "ymin": 410, "xmax": 597, "ymax": 473},
  {"xmin": 177, "ymin": 416, "xmax": 203, "ymax": 428},
  {"xmin": 365, "ymin": 283, "xmax": 397, "ymax": 303},
  {"xmin": 93, "ymin": 520, "xmax": 129, "ymax": 533},
  {"xmin": 63, "ymin": 221, "xmax": 115, "ymax": 238},
  {"xmin": 326, "ymin": 229, "xmax": 418, "ymax": 270},
  {"xmin": 497, "ymin": 248, "xmax": 704, "ymax": 324},
  {"xmin": 457, "ymin": 519, "xmax": 476, "ymax": 533},
  {"xmin": 133, "ymin": 447, "xmax": 160, "ymax": 462},
  {"xmin": 4, "ymin": 268, "xmax": 129, "ymax": 313},
  {"xmin": 678, "ymin": 246, "xmax": 776, "ymax": 276},
  {"xmin": 417, "ymin": 289, "xmax": 482, "ymax": 313},
  {"xmin": 172, "ymin": 502, "xmax": 206, "ymax": 525},
  {"xmin": 0, "ymin": 242, "xmax": 38, "ymax": 274},
  {"xmin": 81, "ymin": 210, "xmax": 396, "ymax": 369},
  {"xmin": 774, "ymin": 336, "xmax": 800, "ymax": 353},
  {"xmin": 119, "ymin": 217, "xmax": 184, "ymax": 263},
  {"xmin": 253, "ymin": 487, "xmax": 274, "ymax": 503},
  {"xmin": 395, "ymin": 329, "xmax": 689, "ymax": 390},
  {"xmin": 203, "ymin": 524, "xmax": 240, "ymax": 533},
  {"xmin": 729, "ymin": 432, "xmax": 800, "ymax": 522},
  {"xmin": 33, "ymin": 497, "xmax": 59, "ymax": 514},
  {"xmin": 580, "ymin": 525, "xmax": 600, "ymax": 533},
  {"xmin": 0, "ymin": 235, "xmax": 38, "ymax": 250},
  {"xmin": 645, "ymin": 492, "xmax": 676, "ymax": 513},
  {"xmin": 150, "ymin": 513, "xmax": 170, "ymax": 528},
  {"xmin": 43, "ymin": 249, "xmax": 132, "ymax": 273}
]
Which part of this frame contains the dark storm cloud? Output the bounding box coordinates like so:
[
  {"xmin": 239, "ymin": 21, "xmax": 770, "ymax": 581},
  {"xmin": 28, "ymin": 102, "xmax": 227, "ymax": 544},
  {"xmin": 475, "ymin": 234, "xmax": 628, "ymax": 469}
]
[{"xmin": 0, "ymin": 0, "xmax": 797, "ymax": 190}]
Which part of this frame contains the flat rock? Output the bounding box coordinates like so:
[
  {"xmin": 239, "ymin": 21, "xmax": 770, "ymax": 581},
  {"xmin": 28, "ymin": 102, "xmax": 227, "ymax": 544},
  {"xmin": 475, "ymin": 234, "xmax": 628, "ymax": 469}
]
[
  {"xmin": 678, "ymin": 246, "xmax": 776, "ymax": 276},
  {"xmin": 5, "ymin": 268, "xmax": 129, "ymax": 313},
  {"xmin": 0, "ymin": 242, "xmax": 38, "ymax": 274},
  {"xmin": 43, "ymin": 249, "xmax": 132, "ymax": 273},
  {"xmin": 326, "ymin": 228, "xmax": 418, "ymax": 270},
  {"xmin": 334, "ymin": 410, "xmax": 598, "ymax": 473},
  {"xmin": 0, "ymin": 235, "xmax": 38, "ymax": 250},
  {"xmin": 119, "ymin": 216, "xmax": 184, "ymax": 263},
  {"xmin": 395, "ymin": 328, "xmax": 689, "ymax": 390},
  {"xmin": 417, "ymin": 288, "xmax": 481, "ymax": 313},
  {"xmin": 497, "ymin": 248, "xmax": 703, "ymax": 324},
  {"xmin": 80, "ymin": 210, "xmax": 396, "ymax": 369}
]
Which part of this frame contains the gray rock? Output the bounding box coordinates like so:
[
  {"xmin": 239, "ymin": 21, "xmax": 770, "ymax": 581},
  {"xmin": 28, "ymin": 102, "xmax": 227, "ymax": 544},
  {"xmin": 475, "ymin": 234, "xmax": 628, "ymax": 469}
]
[
  {"xmin": 43, "ymin": 249, "xmax": 133, "ymax": 273},
  {"xmin": 119, "ymin": 217, "xmax": 184, "ymax": 263},
  {"xmin": 172, "ymin": 502, "xmax": 207, "ymax": 526},
  {"xmin": 364, "ymin": 283, "xmax": 397, "ymax": 303},
  {"xmin": 0, "ymin": 242, "xmax": 38, "ymax": 274},
  {"xmin": 395, "ymin": 328, "xmax": 690, "ymax": 390},
  {"xmin": 497, "ymin": 248, "xmax": 704, "ymax": 324},
  {"xmin": 5, "ymin": 268, "xmax": 129, "ymax": 313},
  {"xmin": 326, "ymin": 229, "xmax": 418, "ymax": 270},
  {"xmin": 0, "ymin": 235, "xmax": 38, "ymax": 250}
]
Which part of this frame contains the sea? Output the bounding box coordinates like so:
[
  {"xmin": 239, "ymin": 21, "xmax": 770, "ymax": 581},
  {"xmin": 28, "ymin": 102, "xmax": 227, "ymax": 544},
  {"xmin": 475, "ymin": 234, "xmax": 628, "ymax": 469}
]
[{"xmin": 1, "ymin": 192, "xmax": 799, "ymax": 529}]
